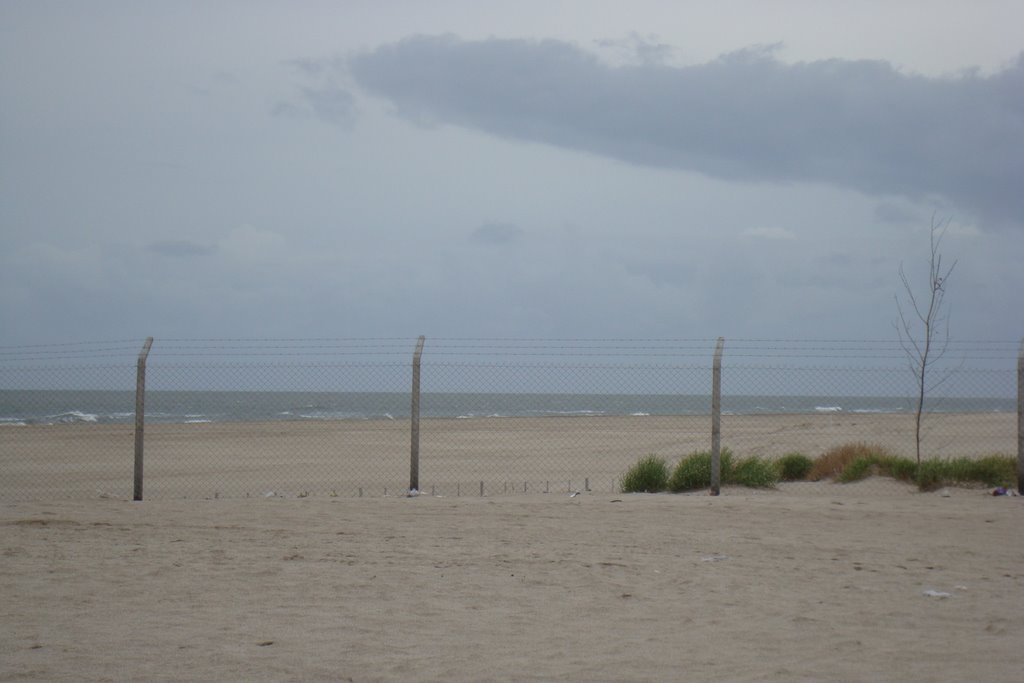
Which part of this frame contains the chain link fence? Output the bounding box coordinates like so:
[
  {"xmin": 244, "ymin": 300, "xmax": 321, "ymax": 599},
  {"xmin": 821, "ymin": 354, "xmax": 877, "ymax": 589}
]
[{"xmin": 1, "ymin": 338, "xmax": 1020, "ymax": 500}]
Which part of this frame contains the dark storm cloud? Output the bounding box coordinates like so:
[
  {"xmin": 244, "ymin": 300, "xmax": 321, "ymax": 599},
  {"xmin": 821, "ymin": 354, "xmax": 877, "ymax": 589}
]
[{"xmin": 348, "ymin": 36, "xmax": 1024, "ymax": 228}]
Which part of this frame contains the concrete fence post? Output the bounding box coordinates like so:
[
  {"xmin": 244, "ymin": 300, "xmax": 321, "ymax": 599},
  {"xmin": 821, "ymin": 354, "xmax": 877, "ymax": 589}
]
[
  {"xmin": 711, "ymin": 336, "xmax": 725, "ymax": 496},
  {"xmin": 410, "ymin": 335, "xmax": 426, "ymax": 493},
  {"xmin": 1017, "ymin": 337, "xmax": 1023, "ymax": 494},
  {"xmin": 133, "ymin": 337, "xmax": 154, "ymax": 501}
]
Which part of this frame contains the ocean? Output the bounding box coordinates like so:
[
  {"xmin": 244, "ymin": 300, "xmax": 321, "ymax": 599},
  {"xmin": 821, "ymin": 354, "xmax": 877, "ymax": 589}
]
[{"xmin": 0, "ymin": 390, "xmax": 1014, "ymax": 426}]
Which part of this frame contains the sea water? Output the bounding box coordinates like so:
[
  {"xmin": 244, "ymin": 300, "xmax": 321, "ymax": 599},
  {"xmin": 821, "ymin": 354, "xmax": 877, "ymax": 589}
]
[{"xmin": 0, "ymin": 389, "xmax": 1013, "ymax": 426}]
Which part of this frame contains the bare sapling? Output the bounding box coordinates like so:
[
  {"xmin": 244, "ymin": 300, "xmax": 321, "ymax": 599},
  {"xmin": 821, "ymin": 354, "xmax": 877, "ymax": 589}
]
[{"xmin": 895, "ymin": 215, "xmax": 958, "ymax": 467}]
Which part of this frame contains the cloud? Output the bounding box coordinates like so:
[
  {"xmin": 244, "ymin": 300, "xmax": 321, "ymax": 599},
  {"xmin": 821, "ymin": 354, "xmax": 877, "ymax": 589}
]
[
  {"xmin": 741, "ymin": 226, "xmax": 796, "ymax": 240},
  {"xmin": 347, "ymin": 36, "xmax": 1024, "ymax": 229},
  {"xmin": 470, "ymin": 222, "xmax": 524, "ymax": 245},
  {"xmin": 11, "ymin": 242, "xmax": 108, "ymax": 287},
  {"xmin": 284, "ymin": 57, "xmax": 335, "ymax": 76},
  {"xmin": 148, "ymin": 240, "xmax": 216, "ymax": 257},
  {"xmin": 219, "ymin": 226, "xmax": 288, "ymax": 264},
  {"xmin": 872, "ymin": 202, "xmax": 918, "ymax": 224},
  {"xmin": 270, "ymin": 100, "xmax": 308, "ymax": 120},
  {"xmin": 594, "ymin": 33, "xmax": 675, "ymax": 66},
  {"xmin": 278, "ymin": 58, "xmax": 357, "ymax": 126},
  {"xmin": 301, "ymin": 85, "xmax": 357, "ymax": 127},
  {"xmin": 944, "ymin": 219, "xmax": 982, "ymax": 237}
]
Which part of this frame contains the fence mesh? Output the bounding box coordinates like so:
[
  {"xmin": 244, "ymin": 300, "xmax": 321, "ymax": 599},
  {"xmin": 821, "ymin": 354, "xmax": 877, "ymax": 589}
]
[
  {"xmin": 0, "ymin": 363, "xmax": 137, "ymax": 500},
  {"xmin": 0, "ymin": 338, "xmax": 1019, "ymax": 500}
]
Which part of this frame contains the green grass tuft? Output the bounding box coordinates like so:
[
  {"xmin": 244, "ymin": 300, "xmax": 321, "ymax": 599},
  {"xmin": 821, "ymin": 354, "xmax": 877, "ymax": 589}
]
[
  {"xmin": 777, "ymin": 452, "xmax": 813, "ymax": 481},
  {"xmin": 623, "ymin": 443, "xmax": 1015, "ymax": 496},
  {"xmin": 809, "ymin": 443, "xmax": 898, "ymax": 481},
  {"xmin": 886, "ymin": 456, "xmax": 919, "ymax": 483},
  {"xmin": 916, "ymin": 455, "xmax": 1015, "ymax": 490},
  {"xmin": 809, "ymin": 443, "xmax": 1015, "ymax": 491},
  {"xmin": 665, "ymin": 449, "xmax": 777, "ymax": 491},
  {"xmin": 915, "ymin": 460, "xmax": 946, "ymax": 491},
  {"xmin": 837, "ymin": 457, "xmax": 876, "ymax": 483},
  {"xmin": 963, "ymin": 455, "xmax": 1016, "ymax": 487},
  {"xmin": 668, "ymin": 448, "xmax": 734, "ymax": 492},
  {"xmin": 620, "ymin": 455, "xmax": 669, "ymax": 493},
  {"xmin": 731, "ymin": 456, "xmax": 779, "ymax": 488}
]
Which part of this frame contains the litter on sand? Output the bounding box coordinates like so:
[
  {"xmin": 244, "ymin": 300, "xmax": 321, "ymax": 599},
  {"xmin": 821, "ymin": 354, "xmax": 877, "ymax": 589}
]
[{"xmin": 923, "ymin": 590, "xmax": 952, "ymax": 598}]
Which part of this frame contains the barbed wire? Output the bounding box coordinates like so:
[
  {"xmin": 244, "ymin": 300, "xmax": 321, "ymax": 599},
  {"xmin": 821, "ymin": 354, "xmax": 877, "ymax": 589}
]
[
  {"xmin": 0, "ymin": 339, "xmax": 148, "ymax": 349},
  {"xmin": 4, "ymin": 336, "xmax": 1017, "ymax": 349},
  {"xmin": 1, "ymin": 336, "xmax": 1020, "ymax": 364}
]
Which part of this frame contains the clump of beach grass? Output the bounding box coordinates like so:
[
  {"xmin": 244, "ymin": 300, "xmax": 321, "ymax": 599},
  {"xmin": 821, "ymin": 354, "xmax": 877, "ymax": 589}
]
[
  {"xmin": 776, "ymin": 452, "xmax": 813, "ymax": 481},
  {"xmin": 810, "ymin": 442, "xmax": 1015, "ymax": 491},
  {"xmin": 915, "ymin": 455, "xmax": 1015, "ymax": 491},
  {"xmin": 664, "ymin": 448, "xmax": 779, "ymax": 492},
  {"xmin": 808, "ymin": 442, "xmax": 897, "ymax": 481},
  {"xmin": 620, "ymin": 455, "xmax": 669, "ymax": 493},
  {"xmin": 623, "ymin": 442, "xmax": 1014, "ymax": 495},
  {"xmin": 731, "ymin": 456, "xmax": 779, "ymax": 488},
  {"xmin": 668, "ymin": 448, "xmax": 733, "ymax": 492}
]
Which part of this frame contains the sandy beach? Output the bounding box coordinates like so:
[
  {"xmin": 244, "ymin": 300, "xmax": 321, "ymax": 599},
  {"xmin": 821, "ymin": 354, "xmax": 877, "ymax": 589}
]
[
  {"xmin": 2, "ymin": 412, "xmax": 1021, "ymax": 680},
  {"xmin": 0, "ymin": 412, "xmax": 1017, "ymax": 501},
  {"xmin": 1, "ymin": 489, "xmax": 1022, "ymax": 682}
]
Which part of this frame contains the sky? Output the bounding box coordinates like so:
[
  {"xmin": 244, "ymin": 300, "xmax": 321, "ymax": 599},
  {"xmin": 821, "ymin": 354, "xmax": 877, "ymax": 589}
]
[{"xmin": 2, "ymin": 0, "xmax": 1022, "ymax": 354}]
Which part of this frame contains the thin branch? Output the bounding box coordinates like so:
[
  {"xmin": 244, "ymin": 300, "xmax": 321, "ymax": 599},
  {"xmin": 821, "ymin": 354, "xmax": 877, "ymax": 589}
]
[{"xmin": 894, "ymin": 214, "xmax": 959, "ymax": 466}]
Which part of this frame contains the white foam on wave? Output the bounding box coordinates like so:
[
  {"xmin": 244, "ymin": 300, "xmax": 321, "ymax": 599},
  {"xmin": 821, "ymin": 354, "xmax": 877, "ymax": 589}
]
[
  {"xmin": 533, "ymin": 409, "xmax": 605, "ymax": 417},
  {"xmin": 814, "ymin": 406, "xmax": 842, "ymax": 413},
  {"xmin": 47, "ymin": 410, "xmax": 99, "ymax": 424},
  {"xmin": 297, "ymin": 410, "xmax": 362, "ymax": 420}
]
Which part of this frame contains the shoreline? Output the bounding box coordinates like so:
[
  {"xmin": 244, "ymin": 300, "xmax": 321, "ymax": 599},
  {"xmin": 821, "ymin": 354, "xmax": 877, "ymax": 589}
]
[
  {"xmin": 2, "ymin": 405, "xmax": 1018, "ymax": 428},
  {"xmin": 2, "ymin": 387, "xmax": 1016, "ymax": 426}
]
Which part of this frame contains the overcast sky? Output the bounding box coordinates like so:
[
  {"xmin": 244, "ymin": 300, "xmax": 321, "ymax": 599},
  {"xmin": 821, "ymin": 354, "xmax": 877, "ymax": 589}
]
[{"xmin": 2, "ymin": 1, "xmax": 1022, "ymax": 352}]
